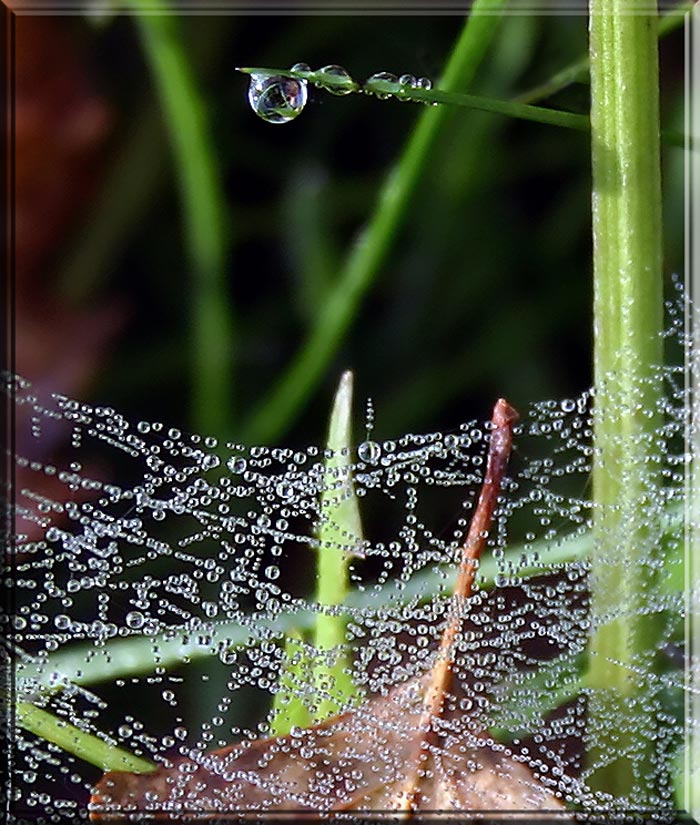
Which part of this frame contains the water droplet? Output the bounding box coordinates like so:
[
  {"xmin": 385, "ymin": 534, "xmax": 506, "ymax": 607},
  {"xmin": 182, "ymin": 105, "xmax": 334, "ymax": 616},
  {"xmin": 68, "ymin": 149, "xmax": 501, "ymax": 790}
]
[
  {"xmin": 291, "ymin": 62, "xmax": 311, "ymax": 74},
  {"xmin": 364, "ymin": 71, "xmax": 400, "ymax": 99},
  {"xmin": 358, "ymin": 440, "xmax": 381, "ymax": 464},
  {"xmin": 227, "ymin": 456, "xmax": 247, "ymax": 474},
  {"xmin": 125, "ymin": 611, "xmax": 144, "ymax": 629},
  {"xmin": 277, "ymin": 482, "xmax": 295, "ymax": 499},
  {"xmin": 247, "ymin": 73, "xmax": 308, "ymax": 124},
  {"xmin": 264, "ymin": 565, "xmax": 280, "ymax": 580},
  {"xmin": 397, "ymin": 73, "xmax": 418, "ymax": 102},
  {"xmin": 315, "ymin": 64, "xmax": 354, "ymax": 95},
  {"xmin": 201, "ymin": 454, "xmax": 220, "ymax": 471}
]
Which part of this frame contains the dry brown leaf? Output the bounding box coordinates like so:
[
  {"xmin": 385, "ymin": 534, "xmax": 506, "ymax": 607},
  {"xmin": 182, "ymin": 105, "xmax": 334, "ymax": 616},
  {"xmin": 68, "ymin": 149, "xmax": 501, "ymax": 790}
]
[{"xmin": 90, "ymin": 399, "xmax": 566, "ymax": 817}]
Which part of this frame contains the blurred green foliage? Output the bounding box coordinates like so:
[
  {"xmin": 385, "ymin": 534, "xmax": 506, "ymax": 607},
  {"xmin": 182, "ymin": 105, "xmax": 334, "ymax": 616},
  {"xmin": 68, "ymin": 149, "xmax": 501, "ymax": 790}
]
[{"xmin": 51, "ymin": 12, "xmax": 682, "ymax": 450}]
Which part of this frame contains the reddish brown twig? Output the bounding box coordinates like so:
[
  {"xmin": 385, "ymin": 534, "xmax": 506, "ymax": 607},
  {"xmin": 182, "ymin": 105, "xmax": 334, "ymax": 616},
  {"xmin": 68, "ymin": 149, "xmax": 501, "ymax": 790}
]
[{"xmin": 395, "ymin": 398, "xmax": 519, "ymax": 813}]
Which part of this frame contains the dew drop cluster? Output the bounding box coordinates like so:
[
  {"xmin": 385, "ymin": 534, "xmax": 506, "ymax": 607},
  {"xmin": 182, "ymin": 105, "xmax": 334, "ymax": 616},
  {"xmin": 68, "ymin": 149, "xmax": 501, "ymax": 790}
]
[
  {"xmin": 5, "ymin": 287, "xmax": 695, "ymax": 815},
  {"xmin": 246, "ymin": 63, "xmax": 435, "ymax": 124}
]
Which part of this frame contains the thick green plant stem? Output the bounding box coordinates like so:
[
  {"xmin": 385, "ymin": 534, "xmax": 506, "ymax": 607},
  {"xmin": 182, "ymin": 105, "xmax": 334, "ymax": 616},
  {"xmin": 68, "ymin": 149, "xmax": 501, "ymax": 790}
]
[
  {"xmin": 241, "ymin": 0, "xmax": 506, "ymax": 445},
  {"xmin": 587, "ymin": 0, "xmax": 665, "ymax": 804},
  {"xmin": 130, "ymin": 2, "xmax": 234, "ymax": 436}
]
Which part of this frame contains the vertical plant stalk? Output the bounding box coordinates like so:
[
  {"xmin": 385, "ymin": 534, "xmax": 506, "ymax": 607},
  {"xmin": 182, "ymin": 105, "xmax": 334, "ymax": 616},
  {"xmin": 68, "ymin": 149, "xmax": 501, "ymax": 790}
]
[
  {"xmin": 268, "ymin": 371, "xmax": 363, "ymax": 735},
  {"xmin": 313, "ymin": 371, "xmax": 363, "ymax": 719},
  {"xmin": 587, "ymin": 0, "xmax": 665, "ymax": 804},
  {"xmin": 130, "ymin": 1, "xmax": 235, "ymax": 436}
]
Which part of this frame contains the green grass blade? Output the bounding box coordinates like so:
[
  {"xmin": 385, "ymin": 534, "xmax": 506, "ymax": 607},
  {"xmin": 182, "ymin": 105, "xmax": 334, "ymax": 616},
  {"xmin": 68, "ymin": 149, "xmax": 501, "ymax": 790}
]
[
  {"xmin": 240, "ymin": 0, "xmax": 508, "ymax": 445},
  {"xmin": 17, "ymin": 700, "xmax": 156, "ymax": 773},
  {"xmin": 267, "ymin": 630, "xmax": 313, "ymax": 736},
  {"xmin": 312, "ymin": 371, "xmax": 364, "ymax": 719},
  {"xmin": 283, "ymin": 170, "xmax": 337, "ymax": 322},
  {"xmin": 241, "ymin": 67, "xmax": 686, "ymax": 147},
  {"xmin": 239, "ymin": 66, "xmax": 591, "ymax": 133},
  {"xmin": 128, "ymin": 1, "xmax": 235, "ymax": 435}
]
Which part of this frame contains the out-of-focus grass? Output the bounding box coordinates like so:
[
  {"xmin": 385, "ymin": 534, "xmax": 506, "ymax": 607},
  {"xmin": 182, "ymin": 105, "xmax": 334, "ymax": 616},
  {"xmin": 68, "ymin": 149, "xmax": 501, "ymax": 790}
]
[
  {"xmin": 513, "ymin": 0, "xmax": 690, "ymax": 104},
  {"xmin": 128, "ymin": 0, "xmax": 235, "ymax": 436},
  {"xmin": 239, "ymin": 0, "xmax": 508, "ymax": 445}
]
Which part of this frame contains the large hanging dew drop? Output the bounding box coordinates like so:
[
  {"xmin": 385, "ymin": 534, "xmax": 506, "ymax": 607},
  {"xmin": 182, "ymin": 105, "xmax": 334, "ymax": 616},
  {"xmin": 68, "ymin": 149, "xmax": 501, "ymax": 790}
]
[{"xmin": 247, "ymin": 73, "xmax": 308, "ymax": 124}]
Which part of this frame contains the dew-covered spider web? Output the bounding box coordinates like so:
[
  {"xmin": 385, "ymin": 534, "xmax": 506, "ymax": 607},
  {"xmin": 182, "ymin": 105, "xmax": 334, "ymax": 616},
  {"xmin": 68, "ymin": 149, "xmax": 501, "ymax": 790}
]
[{"xmin": 4, "ymin": 286, "xmax": 697, "ymax": 819}]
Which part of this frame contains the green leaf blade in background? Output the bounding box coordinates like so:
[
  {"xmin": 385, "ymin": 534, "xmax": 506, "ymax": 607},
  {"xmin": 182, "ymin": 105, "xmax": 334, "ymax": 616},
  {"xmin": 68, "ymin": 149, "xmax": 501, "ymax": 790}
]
[
  {"xmin": 312, "ymin": 370, "xmax": 364, "ymax": 720},
  {"xmin": 128, "ymin": 0, "xmax": 235, "ymax": 436},
  {"xmin": 17, "ymin": 701, "xmax": 156, "ymax": 775}
]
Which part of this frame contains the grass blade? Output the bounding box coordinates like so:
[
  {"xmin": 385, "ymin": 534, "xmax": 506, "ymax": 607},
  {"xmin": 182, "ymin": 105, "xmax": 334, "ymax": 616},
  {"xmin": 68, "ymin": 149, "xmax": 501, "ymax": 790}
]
[
  {"xmin": 128, "ymin": 0, "xmax": 234, "ymax": 435},
  {"xmin": 17, "ymin": 701, "xmax": 156, "ymax": 774},
  {"xmin": 312, "ymin": 371, "xmax": 364, "ymax": 719},
  {"xmin": 267, "ymin": 630, "xmax": 313, "ymax": 736}
]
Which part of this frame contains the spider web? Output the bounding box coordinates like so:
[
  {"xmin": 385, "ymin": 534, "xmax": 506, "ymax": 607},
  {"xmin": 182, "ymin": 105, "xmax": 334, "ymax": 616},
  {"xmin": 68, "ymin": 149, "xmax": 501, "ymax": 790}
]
[{"xmin": 4, "ymin": 287, "xmax": 696, "ymax": 819}]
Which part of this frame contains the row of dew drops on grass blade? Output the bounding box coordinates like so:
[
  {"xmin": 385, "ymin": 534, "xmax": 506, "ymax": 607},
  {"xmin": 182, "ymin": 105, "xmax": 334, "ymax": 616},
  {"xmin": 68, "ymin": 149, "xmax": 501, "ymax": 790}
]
[
  {"xmin": 245, "ymin": 63, "xmax": 437, "ymax": 124},
  {"xmin": 6, "ymin": 287, "xmax": 694, "ymax": 816}
]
